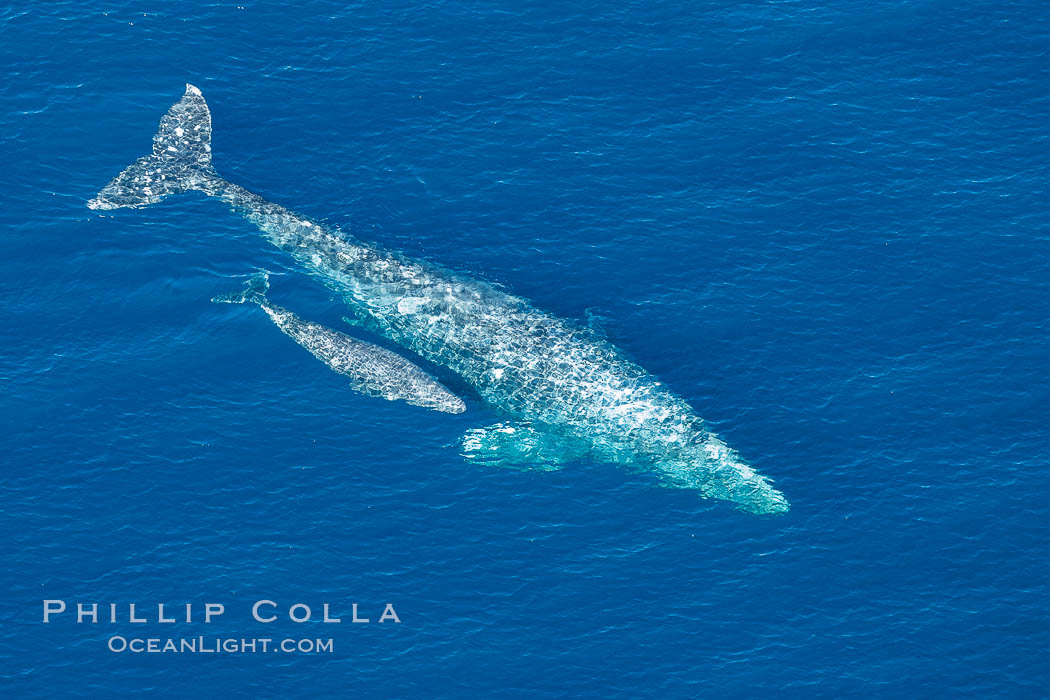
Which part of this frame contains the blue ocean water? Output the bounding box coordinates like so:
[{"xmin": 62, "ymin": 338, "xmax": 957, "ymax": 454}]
[{"xmin": 3, "ymin": 0, "xmax": 1049, "ymax": 696}]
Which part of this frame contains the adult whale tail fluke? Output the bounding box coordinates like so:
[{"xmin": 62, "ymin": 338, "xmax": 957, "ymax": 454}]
[{"xmin": 87, "ymin": 84, "xmax": 213, "ymax": 210}]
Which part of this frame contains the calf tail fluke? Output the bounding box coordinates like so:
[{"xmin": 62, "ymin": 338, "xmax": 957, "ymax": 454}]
[
  {"xmin": 87, "ymin": 84, "xmax": 214, "ymax": 210},
  {"xmin": 212, "ymin": 271, "xmax": 270, "ymax": 305}
]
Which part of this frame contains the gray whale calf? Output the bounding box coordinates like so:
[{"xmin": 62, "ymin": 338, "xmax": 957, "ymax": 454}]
[
  {"xmin": 89, "ymin": 84, "xmax": 788, "ymax": 514},
  {"xmin": 213, "ymin": 272, "xmax": 465, "ymax": 414}
]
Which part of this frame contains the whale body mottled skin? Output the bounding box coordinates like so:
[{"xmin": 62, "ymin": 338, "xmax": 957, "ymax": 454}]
[
  {"xmin": 89, "ymin": 84, "xmax": 788, "ymax": 514},
  {"xmin": 213, "ymin": 272, "xmax": 465, "ymax": 414}
]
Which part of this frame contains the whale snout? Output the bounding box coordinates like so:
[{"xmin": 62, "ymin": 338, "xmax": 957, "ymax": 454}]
[
  {"xmin": 692, "ymin": 436, "xmax": 790, "ymax": 514},
  {"xmin": 436, "ymin": 395, "xmax": 467, "ymax": 414},
  {"xmin": 751, "ymin": 487, "xmax": 790, "ymax": 514}
]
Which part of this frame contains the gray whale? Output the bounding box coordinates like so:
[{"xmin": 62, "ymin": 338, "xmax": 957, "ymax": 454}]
[
  {"xmin": 89, "ymin": 84, "xmax": 788, "ymax": 514},
  {"xmin": 213, "ymin": 271, "xmax": 465, "ymax": 414}
]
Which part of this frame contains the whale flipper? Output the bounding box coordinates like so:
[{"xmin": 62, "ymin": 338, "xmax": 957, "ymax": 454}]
[
  {"xmin": 460, "ymin": 422, "xmax": 591, "ymax": 471},
  {"xmin": 88, "ymin": 84, "xmax": 213, "ymax": 210}
]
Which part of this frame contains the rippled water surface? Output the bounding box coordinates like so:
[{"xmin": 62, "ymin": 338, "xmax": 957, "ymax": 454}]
[{"xmin": 2, "ymin": 1, "xmax": 1049, "ymax": 696}]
